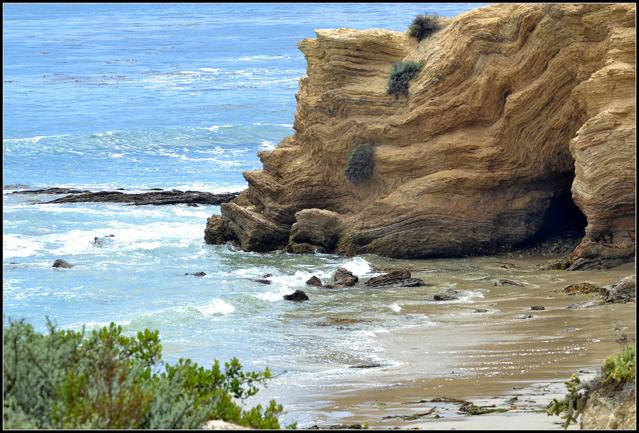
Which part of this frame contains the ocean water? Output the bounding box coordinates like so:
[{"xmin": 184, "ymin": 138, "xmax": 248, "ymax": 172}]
[{"xmin": 4, "ymin": 3, "xmax": 486, "ymax": 426}]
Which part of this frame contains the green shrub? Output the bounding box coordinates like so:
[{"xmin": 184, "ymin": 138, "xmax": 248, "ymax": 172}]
[
  {"xmin": 602, "ymin": 344, "xmax": 635, "ymax": 384},
  {"xmin": 3, "ymin": 318, "xmax": 293, "ymax": 429},
  {"xmin": 546, "ymin": 374, "xmax": 589, "ymax": 429},
  {"xmin": 345, "ymin": 143, "xmax": 374, "ymax": 183},
  {"xmin": 408, "ymin": 14, "xmax": 442, "ymax": 42},
  {"xmin": 388, "ymin": 61, "xmax": 421, "ymax": 98}
]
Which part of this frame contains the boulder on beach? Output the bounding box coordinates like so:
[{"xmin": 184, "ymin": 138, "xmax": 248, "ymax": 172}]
[
  {"xmin": 283, "ymin": 290, "xmax": 309, "ymax": 301},
  {"xmin": 52, "ymin": 259, "xmax": 73, "ymax": 269},
  {"xmin": 600, "ymin": 275, "xmax": 636, "ymax": 304},
  {"xmin": 333, "ymin": 267, "xmax": 358, "ymax": 287}
]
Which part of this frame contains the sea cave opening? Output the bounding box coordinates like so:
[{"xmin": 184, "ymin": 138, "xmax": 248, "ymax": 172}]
[{"xmin": 517, "ymin": 188, "xmax": 588, "ymax": 250}]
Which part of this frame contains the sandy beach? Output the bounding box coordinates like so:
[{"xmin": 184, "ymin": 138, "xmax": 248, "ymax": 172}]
[{"xmin": 290, "ymin": 257, "xmax": 635, "ymax": 429}]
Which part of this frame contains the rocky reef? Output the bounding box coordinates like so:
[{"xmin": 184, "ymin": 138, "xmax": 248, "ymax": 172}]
[{"xmin": 205, "ymin": 4, "xmax": 635, "ymax": 269}]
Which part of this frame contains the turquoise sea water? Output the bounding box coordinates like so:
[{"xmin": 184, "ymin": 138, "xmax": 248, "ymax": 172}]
[{"xmin": 4, "ymin": 3, "xmax": 486, "ymax": 426}]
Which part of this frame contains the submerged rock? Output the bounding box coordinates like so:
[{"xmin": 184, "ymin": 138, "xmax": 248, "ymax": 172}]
[
  {"xmin": 306, "ymin": 275, "xmax": 323, "ymax": 287},
  {"xmin": 473, "ymin": 308, "xmax": 489, "ymax": 313},
  {"xmin": 185, "ymin": 272, "xmax": 207, "ymax": 277},
  {"xmin": 253, "ymin": 278, "xmax": 271, "ymax": 285},
  {"xmin": 494, "ymin": 278, "xmax": 524, "ymax": 287},
  {"xmin": 52, "ymin": 259, "xmax": 73, "ymax": 269},
  {"xmin": 333, "ymin": 267, "xmax": 358, "ymax": 287},
  {"xmin": 433, "ymin": 288, "xmax": 458, "ymax": 301},
  {"xmin": 531, "ymin": 305, "xmax": 545, "ymax": 311},
  {"xmin": 283, "ymin": 290, "xmax": 309, "ymax": 301},
  {"xmin": 92, "ymin": 235, "xmax": 115, "ymax": 248}
]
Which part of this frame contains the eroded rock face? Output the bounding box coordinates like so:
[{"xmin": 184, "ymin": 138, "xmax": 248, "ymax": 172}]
[
  {"xmin": 205, "ymin": 4, "xmax": 635, "ymax": 267},
  {"xmin": 580, "ymin": 381, "xmax": 636, "ymax": 429}
]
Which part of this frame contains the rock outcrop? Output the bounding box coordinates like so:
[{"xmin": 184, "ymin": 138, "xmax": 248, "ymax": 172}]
[
  {"xmin": 47, "ymin": 190, "xmax": 239, "ymax": 206},
  {"xmin": 580, "ymin": 380, "xmax": 636, "ymax": 429},
  {"xmin": 205, "ymin": 4, "xmax": 635, "ymax": 269}
]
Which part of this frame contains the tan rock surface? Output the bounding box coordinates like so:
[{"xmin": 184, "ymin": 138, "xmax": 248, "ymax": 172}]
[{"xmin": 205, "ymin": 4, "xmax": 635, "ymax": 268}]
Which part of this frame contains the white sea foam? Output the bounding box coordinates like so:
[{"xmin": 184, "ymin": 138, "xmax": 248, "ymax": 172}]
[
  {"xmin": 389, "ymin": 303, "xmax": 402, "ymax": 313},
  {"xmin": 196, "ymin": 299, "xmax": 235, "ymax": 316},
  {"xmin": 205, "ymin": 124, "xmax": 235, "ymax": 132},
  {"xmin": 198, "ymin": 67, "xmax": 222, "ymax": 73},
  {"xmin": 3, "ymin": 134, "xmax": 69, "ymax": 144},
  {"xmin": 259, "ymin": 140, "xmax": 276, "ymax": 151},
  {"xmin": 3, "ymin": 235, "xmax": 42, "ymax": 258},
  {"xmin": 340, "ymin": 256, "xmax": 373, "ymax": 277},
  {"xmin": 237, "ymin": 55, "xmax": 292, "ymax": 61}
]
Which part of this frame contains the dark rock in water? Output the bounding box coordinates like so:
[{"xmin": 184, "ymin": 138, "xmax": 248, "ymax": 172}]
[
  {"xmin": 402, "ymin": 277, "xmax": 426, "ymax": 287},
  {"xmin": 283, "ymin": 290, "xmax": 309, "ymax": 301},
  {"xmin": 12, "ymin": 187, "xmax": 91, "ymax": 195},
  {"xmin": 43, "ymin": 190, "xmax": 240, "ymax": 206},
  {"xmin": 494, "ymin": 278, "xmax": 524, "ymax": 287},
  {"xmin": 186, "ymin": 203, "xmax": 199, "ymax": 207},
  {"xmin": 185, "ymin": 272, "xmax": 207, "ymax": 277},
  {"xmin": 563, "ymin": 282, "xmax": 602, "ymax": 295},
  {"xmin": 365, "ymin": 269, "xmax": 411, "ymax": 287},
  {"xmin": 306, "ymin": 275, "xmax": 323, "ymax": 287},
  {"xmin": 254, "ymin": 278, "xmax": 271, "ymax": 285},
  {"xmin": 308, "ymin": 424, "xmax": 367, "ymax": 430},
  {"xmin": 531, "ymin": 305, "xmax": 545, "ymax": 311},
  {"xmin": 333, "ymin": 267, "xmax": 358, "ymax": 287},
  {"xmin": 516, "ymin": 313, "xmax": 533, "ymax": 319},
  {"xmin": 262, "ymin": 273, "xmax": 273, "ymax": 279},
  {"xmin": 52, "ymin": 259, "xmax": 73, "ymax": 269},
  {"xmin": 349, "ymin": 363, "xmax": 383, "ymax": 369},
  {"xmin": 323, "ymin": 284, "xmax": 336, "ymax": 289},
  {"xmin": 433, "ymin": 288, "xmax": 458, "ymax": 301},
  {"xmin": 92, "ymin": 236, "xmax": 114, "ymax": 248},
  {"xmin": 600, "ymin": 275, "xmax": 635, "ymax": 303},
  {"xmin": 473, "ymin": 308, "xmax": 489, "ymax": 313}
]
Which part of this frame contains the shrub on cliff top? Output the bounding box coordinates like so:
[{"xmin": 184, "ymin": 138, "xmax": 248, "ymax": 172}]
[
  {"xmin": 602, "ymin": 344, "xmax": 635, "ymax": 384},
  {"xmin": 388, "ymin": 61, "xmax": 421, "ymax": 98},
  {"xmin": 408, "ymin": 14, "xmax": 442, "ymax": 42},
  {"xmin": 3, "ymin": 318, "xmax": 291, "ymax": 429},
  {"xmin": 345, "ymin": 143, "xmax": 374, "ymax": 183}
]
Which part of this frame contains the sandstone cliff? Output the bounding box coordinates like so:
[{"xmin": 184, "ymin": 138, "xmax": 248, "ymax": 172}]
[{"xmin": 206, "ymin": 3, "xmax": 636, "ymax": 269}]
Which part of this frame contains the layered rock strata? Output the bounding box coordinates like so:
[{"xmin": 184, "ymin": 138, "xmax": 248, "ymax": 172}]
[{"xmin": 205, "ymin": 3, "xmax": 635, "ymax": 269}]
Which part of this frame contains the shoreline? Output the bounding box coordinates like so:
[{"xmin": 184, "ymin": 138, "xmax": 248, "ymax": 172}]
[{"xmin": 274, "ymin": 257, "xmax": 635, "ymax": 429}]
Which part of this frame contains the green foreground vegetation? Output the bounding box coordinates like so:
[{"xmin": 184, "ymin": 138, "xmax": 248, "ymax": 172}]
[
  {"xmin": 3, "ymin": 318, "xmax": 295, "ymax": 429},
  {"xmin": 547, "ymin": 343, "xmax": 636, "ymax": 429}
]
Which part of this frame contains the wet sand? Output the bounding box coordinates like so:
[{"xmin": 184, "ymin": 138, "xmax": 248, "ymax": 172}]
[{"xmin": 306, "ymin": 256, "xmax": 635, "ymax": 429}]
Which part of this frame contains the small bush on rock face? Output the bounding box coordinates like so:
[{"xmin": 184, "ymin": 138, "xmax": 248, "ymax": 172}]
[
  {"xmin": 345, "ymin": 143, "xmax": 374, "ymax": 183},
  {"xmin": 3, "ymin": 318, "xmax": 292, "ymax": 429},
  {"xmin": 602, "ymin": 344, "xmax": 635, "ymax": 384},
  {"xmin": 408, "ymin": 14, "xmax": 442, "ymax": 42},
  {"xmin": 388, "ymin": 61, "xmax": 421, "ymax": 98}
]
